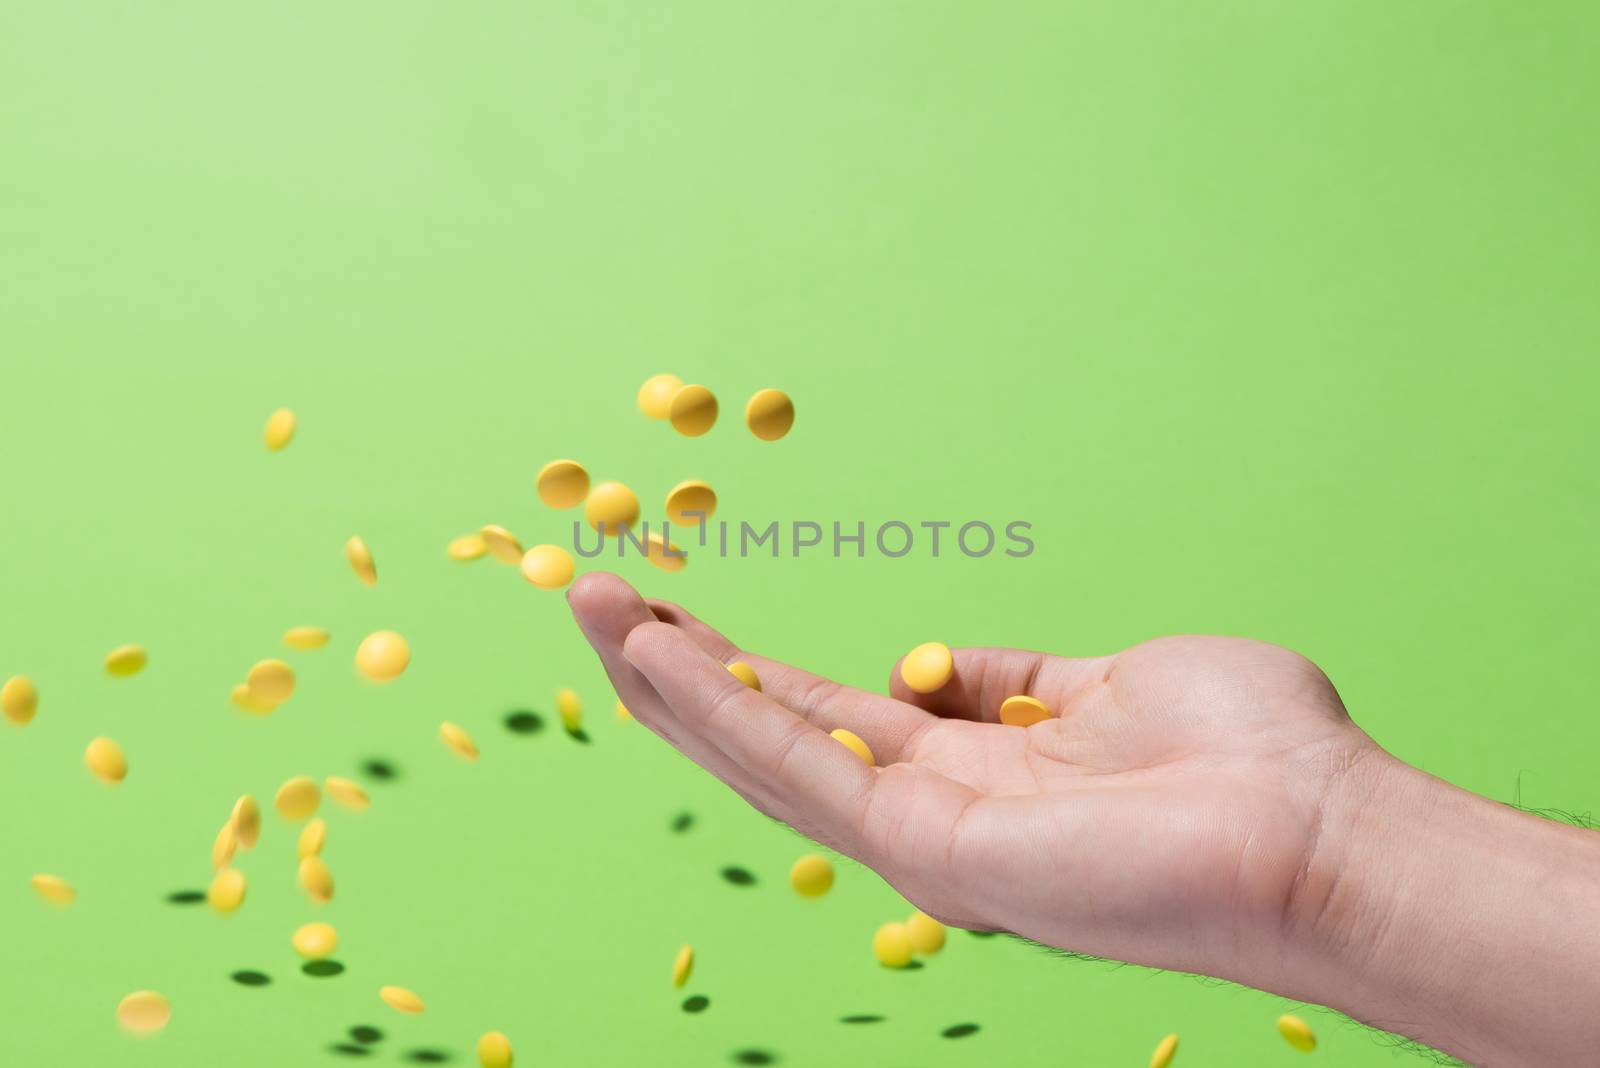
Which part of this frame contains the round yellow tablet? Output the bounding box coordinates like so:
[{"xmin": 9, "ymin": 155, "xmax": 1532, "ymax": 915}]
[
  {"xmin": 664, "ymin": 480, "xmax": 717, "ymax": 526},
  {"xmin": 264, "ymin": 407, "xmax": 296, "ymax": 451},
  {"xmin": 477, "ymin": 1030, "xmax": 514, "ymax": 1068},
  {"xmin": 447, "ymin": 533, "xmax": 488, "ymax": 561},
  {"xmin": 379, "ymin": 985, "xmax": 425, "ymax": 1015},
  {"xmin": 672, "ymin": 944, "xmax": 694, "ymax": 988},
  {"xmin": 668, "ymin": 384, "xmax": 718, "ymax": 436},
  {"xmin": 906, "ymin": 911, "xmax": 946, "ymax": 954},
  {"xmin": 439, "ymin": 721, "xmax": 479, "ymax": 760},
  {"xmin": 207, "ymin": 867, "xmax": 247, "ymax": 914},
  {"xmin": 356, "ymin": 630, "xmax": 410, "ymax": 682},
  {"xmin": 212, "ymin": 820, "xmax": 237, "ymax": 870},
  {"xmin": 298, "ymin": 817, "xmax": 327, "ymax": 859},
  {"xmin": 480, "ymin": 524, "xmax": 524, "ymax": 565},
  {"xmin": 292, "ymin": 921, "xmax": 339, "ymax": 959},
  {"xmin": 2, "ymin": 675, "xmax": 38, "ymax": 725},
  {"xmin": 85, "ymin": 737, "xmax": 127, "ymax": 783},
  {"xmin": 584, "ymin": 481, "xmax": 639, "ymax": 535},
  {"xmin": 231, "ymin": 795, "xmax": 261, "ymax": 849},
  {"xmin": 789, "ymin": 854, "xmax": 834, "ymax": 898},
  {"xmin": 873, "ymin": 922, "xmax": 913, "ymax": 968},
  {"xmin": 117, "ymin": 990, "xmax": 171, "ymax": 1034},
  {"xmin": 637, "ymin": 373, "xmax": 684, "ymax": 419},
  {"xmin": 283, "ymin": 626, "xmax": 330, "ymax": 650},
  {"xmin": 230, "ymin": 681, "xmax": 277, "ymax": 715},
  {"xmin": 644, "ymin": 531, "xmax": 687, "ymax": 572},
  {"xmin": 1149, "ymin": 1033, "xmax": 1180, "ymax": 1068},
  {"xmin": 744, "ymin": 388, "xmax": 795, "ymax": 441},
  {"xmin": 325, "ymin": 776, "xmax": 370, "ymax": 811},
  {"xmin": 900, "ymin": 642, "xmax": 953, "ymax": 694},
  {"xmin": 274, "ymin": 776, "xmax": 321, "ymax": 821},
  {"xmin": 615, "ymin": 700, "xmax": 632, "ymax": 722},
  {"xmin": 1277, "ymin": 1014, "xmax": 1316, "ymax": 1052},
  {"xmin": 345, "ymin": 535, "xmax": 377, "ymax": 587},
  {"xmin": 521, "ymin": 544, "xmax": 576, "ymax": 589},
  {"xmin": 556, "ymin": 688, "xmax": 582, "ymax": 732},
  {"xmin": 246, "ymin": 659, "xmax": 295, "ymax": 705},
  {"xmin": 536, "ymin": 459, "xmax": 590, "ymax": 509},
  {"xmin": 299, "ymin": 855, "xmax": 334, "ymax": 904},
  {"xmin": 104, "ymin": 644, "xmax": 148, "ymax": 677},
  {"xmin": 727, "ymin": 661, "xmax": 761, "ymax": 691},
  {"xmin": 31, "ymin": 873, "xmax": 75, "ymax": 906},
  {"xmin": 829, "ymin": 728, "xmax": 874, "ymax": 767},
  {"xmin": 998, "ymin": 695, "xmax": 1052, "ymax": 727}
]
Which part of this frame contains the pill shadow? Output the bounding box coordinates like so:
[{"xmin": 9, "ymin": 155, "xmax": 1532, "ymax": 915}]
[
  {"xmin": 941, "ymin": 1023, "xmax": 981, "ymax": 1039},
  {"xmin": 565, "ymin": 726, "xmax": 591, "ymax": 745},
  {"xmin": 503, "ymin": 710, "xmax": 544, "ymax": 735},
  {"xmin": 328, "ymin": 1044, "xmax": 371, "ymax": 1057},
  {"xmin": 166, "ymin": 889, "xmax": 206, "ymax": 905},
  {"xmin": 349, "ymin": 1026, "xmax": 384, "ymax": 1045},
  {"xmin": 682, "ymin": 995, "xmax": 710, "ymax": 1014},
  {"xmin": 670, "ymin": 811, "xmax": 695, "ymax": 834},
  {"xmin": 840, "ymin": 1015, "xmax": 884, "ymax": 1025},
  {"xmin": 303, "ymin": 960, "xmax": 346, "ymax": 978},
  {"xmin": 361, "ymin": 759, "xmax": 399, "ymax": 782},
  {"xmin": 966, "ymin": 930, "xmax": 999, "ymax": 939},
  {"xmin": 230, "ymin": 970, "xmax": 272, "ymax": 987},
  {"xmin": 720, "ymin": 866, "xmax": 756, "ymax": 887},
  {"xmin": 403, "ymin": 1050, "xmax": 453, "ymax": 1063},
  {"xmin": 731, "ymin": 1051, "xmax": 777, "ymax": 1065}
]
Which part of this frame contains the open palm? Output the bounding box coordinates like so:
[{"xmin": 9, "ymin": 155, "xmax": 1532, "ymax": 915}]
[{"xmin": 569, "ymin": 572, "xmax": 1381, "ymax": 983}]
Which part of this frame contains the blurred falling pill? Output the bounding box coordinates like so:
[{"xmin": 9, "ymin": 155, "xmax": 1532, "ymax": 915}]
[
  {"xmin": 900, "ymin": 642, "xmax": 953, "ymax": 694},
  {"xmin": 789, "ymin": 854, "xmax": 834, "ymax": 898},
  {"xmin": 299, "ymin": 855, "xmax": 334, "ymax": 904},
  {"xmin": 356, "ymin": 630, "xmax": 410, "ymax": 682},
  {"xmin": 213, "ymin": 821, "xmax": 237, "ymax": 870},
  {"xmin": 668, "ymin": 385, "xmax": 718, "ymax": 436},
  {"xmin": 325, "ymin": 776, "xmax": 370, "ymax": 810},
  {"xmin": 584, "ymin": 481, "xmax": 639, "ymax": 535},
  {"xmin": 556, "ymin": 689, "xmax": 582, "ymax": 732},
  {"xmin": 440, "ymin": 721, "xmax": 479, "ymax": 761},
  {"xmin": 998, "ymin": 695, "xmax": 1052, "ymax": 727},
  {"xmin": 615, "ymin": 700, "xmax": 632, "ymax": 722},
  {"xmin": 477, "ymin": 1030, "xmax": 514, "ymax": 1068},
  {"xmin": 744, "ymin": 389, "xmax": 795, "ymax": 441},
  {"xmin": 275, "ymin": 776, "xmax": 321, "ymax": 821},
  {"xmin": 207, "ymin": 868, "xmax": 247, "ymax": 914},
  {"xmin": 829, "ymin": 729, "xmax": 874, "ymax": 767},
  {"xmin": 906, "ymin": 911, "xmax": 946, "ymax": 954},
  {"xmin": 727, "ymin": 662, "xmax": 761, "ymax": 691},
  {"xmin": 298, "ymin": 818, "xmax": 327, "ymax": 859},
  {"xmin": 292, "ymin": 921, "xmax": 339, "ymax": 959},
  {"xmin": 447, "ymin": 533, "xmax": 488, "ymax": 561},
  {"xmin": 85, "ymin": 737, "xmax": 127, "ymax": 783},
  {"xmin": 231, "ymin": 796, "xmax": 261, "ymax": 848},
  {"xmin": 1277, "ymin": 1015, "xmax": 1316, "ymax": 1052},
  {"xmin": 117, "ymin": 991, "xmax": 171, "ymax": 1034},
  {"xmin": 345, "ymin": 536, "xmax": 377, "ymax": 586},
  {"xmin": 480, "ymin": 525, "xmax": 524, "ymax": 565},
  {"xmin": 664, "ymin": 480, "xmax": 717, "ymax": 526},
  {"xmin": 283, "ymin": 626, "xmax": 329, "ymax": 650},
  {"xmin": 644, "ymin": 532, "xmax": 687, "ymax": 572},
  {"xmin": 1150, "ymin": 1034, "xmax": 1180, "ymax": 1068},
  {"xmin": 263, "ymin": 408, "xmax": 296, "ymax": 451},
  {"xmin": 230, "ymin": 682, "xmax": 276, "ymax": 715},
  {"xmin": 379, "ymin": 986, "xmax": 424, "ymax": 1014},
  {"xmin": 31, "ymin": 873, "xmax": 75, "ymax": 906},
  {"xmin": 873, "ymin": 923, "xmax": 913, "ymax": 968},
  {"xmin": 521, "ymin": 544, "xmax": 576, "ymax": 590},
  {"xmin": 672, "ymin": 945, "xmax": 694, "ymax": 988},
  {"xmin": 246, "ymin": 659, "xmax": 295, "ymax": 705},
  {"xmin": 536, "ymin": 459, "xmax": 590, "ymax": 509},
  {"xmin": 104, "ymin": 644, "xmax": 147, "ymax": 678},
  {"xmin": 2, "ymin": 675, "xmax": 38, "ymax": 725},
  {"xmin": 637, "ymin": 373, "xmax": 684, "ymax": 419}
]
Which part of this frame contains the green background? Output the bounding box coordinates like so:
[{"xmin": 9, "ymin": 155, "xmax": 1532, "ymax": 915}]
[{"xmin": 2, "ymin": 1, "xmax": 1596, "ymax": 1064}]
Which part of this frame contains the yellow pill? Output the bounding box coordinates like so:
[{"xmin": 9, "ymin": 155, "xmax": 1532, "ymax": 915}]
[
  {"xmin": 31, "ymin": 873, "xmax": 76, "ymax": 906},
  {"xmin": 521, "ymin": 544, "xmax": 576, "ymax": 590},
  {"xmin": 275, "ymin": 775, "xmax": 321, "ymax": 821},
  {"xmin": 263, "ymin": 407, "xmax": 296, "ymax": 451},
  {"xmin": 900, "ymin": 642, "xmax": 953, "ymax": 694},
  {"xmin": 873, "ymin": 922, "xmax": 913, "ymax": 968},
  {"xmin": 440, "ymin": 721, "xmax": 480, "ymax": 760},
  {"xmin": 325, "ymin": 775, "xmax": 370, "ymax": 811},
  {"xmin": 584, "ymin": 481, "xmax": 639, "ymax": 535},
  {"xmin": 104, "ymin": 644, "xmax": 148, "ymax": 677},
  {"xmin": 668, "ymin": 384, "xmax": 718, "ymax": 436},
  {"xmin": 615, "ymin": 700, "xmax": 632, "ymax": 722},
  {"xmin": 789, "ymin": 854, "xmax": 834, "ymax": 898},
  {"xmin": 1277, "ymin": 1014, "xmax": 1316, "ymax": 1052},
  {"xmin": 536, "ymin": 459, "xmax": 590, "ymax": 509},
  {"xmin": 637, "ymin": 373, "xmax": 684, "ymax": 419},
  {"xmin": 672, "ymin": 944, "xmax": 694, "ymax": 988},
  {"xmin": 345, "ymin": 535, "xmax": 377, "ymax": 586},
  {"xmin": 906, "ymin": 911, "xmax": 946, "ymax": 954},
  {"xmin": 298, "ymin": 817, "xmax": 327, "ymax": 859},
  {"xmin": 3, "ymin": 674, "xmax": 38, "ymax": 725},
  {"xmin": 830, "ymin": 728, "xmax": 875, "ymax": 767},
  {"xmin": 447, "ymin": 533, "xmax": 488, "ymax": 561},
  {"xmin": 246, "ymin": 659, "xmax": 295, "ymax": 705},
  {"xmin": 207, "ymin": 867, "xmax": 247, "ymax": 914},
  {"xmin": 480, "ymin": 524, "xmax": 524, "ymax": 565},
  {"xmin": 292, "ymin": 921, "xmax": 339, "ymax": 959},
  {"xmin": 283, "ymin": 625, "xmax": 330, "ymax": 650},
  {"xmin": 664, "ymin": 480, "xmax": 717, "ymax": 526},
  {"xmin": 356, "ymin": 630, "xmax": 410, "ymax": 682},
  {"xmin": 727, "ymin": 661, "xmax": 761, "ymax": 691},
  {"xmin": 85, "ymin": 737, "xmax": 127, "ymax": 784},
  {"xmin": 1149, "ymin": 1033, "xmax": 1180, "ymax": 1068},
  {"xmin": 299, "ymin": 855, "xmax": 334, "ymax": 904},
  {"xmin": 212, "ymin": 820, "xmax": 237, "ymax": 870},
  {"xmin": 744, "ymin": 388, "xmax": 795, "ymax": 441},
  {"xmin": 379, "ymin": 985, "xmax": 424, "ymax": 1015},
  {"xmin": 117, "ymin": 990, "xmax": 171, "ymax": 1034},
  {"xmin": 230, "ymin": 681, "xmax": 277, "ymax": 715},
  {"xmin": 998, "ymin": 695, "xmax": 1052, "ymax": 727},
  {"xmin": 644, "ymin": 531, "xmax": 687, "ymax": 572},
  {"xmin": 231, "ymin": 795, "xmax": 261, "ymax": 849},
  {"xmin": 556, "ymin": 688, "xmax": 582, "ymax": 732},
  {"xmin": 477, "ymin": 1030, "xmax": 514, "ymax": 1068}
]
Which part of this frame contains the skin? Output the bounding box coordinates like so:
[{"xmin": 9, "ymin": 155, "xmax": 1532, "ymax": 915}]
[{"xmin": 569, "ymin": 572, "xmax": 1600, "ymax": 1067}]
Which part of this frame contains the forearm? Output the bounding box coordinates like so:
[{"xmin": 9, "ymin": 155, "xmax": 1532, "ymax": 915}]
[{"xmin": 1283, "ymin": 754, "xmax": 1600, "ymax": 1066}]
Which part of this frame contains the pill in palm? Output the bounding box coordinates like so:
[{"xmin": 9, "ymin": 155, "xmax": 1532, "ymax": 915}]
[
  {"xmin": 672, "ymin": 944, "xmax": 694, "ymax": 988},
  {"xmin": 789, "ymin": 854, "xmax": 834, "ymax": 898},
  {"xmin": 104, "ymin": 644, "xmax": 148, "ymax": 677},
  {"xmin": 727, "ymin": 661, "xmax": 761, "ymax": 691},
  {"xmin": 477, "ymin": 1030, "xmax": 514, "ymax": 1068},
  {"xmin": 536, "ymin": 459, "xmax": 590, "ymax": 509},
  {"xmin": 85, "ymin": 737, "xmax": 127, "ymax": 783},
  {"xmin": 345, "ymin": 536, "xmax": 377, "ymax": 586},
  {"xmin": 1277, "ymin": 1015, "xmax": 1316, "ymax": 1052},
  {"xmin": 744, "ymin": 389, "xmax": 795, "ymax": 441},
  {"xmin": 379, "ymin": 986, "xmax": 425, "ymax": 1014},
  {"xmin": 356, "ymin": 630, "xmax": 410, "ymax": 682},
  {"xmin": 117, "ymin": 991, "xmax": 171, "ymax": 1034},
  {"xmin": 899, "ymin": 642, "xmax": 952, "ymax": 693},
  {"xmin": 2, "ymin": 674, "xmax": 38, "ymax": 725},
  {"xmin": 521, "ymin": 544, "xmax": 576, "ymax": 589},
  {"xmin": 584, "ymin": 481, "xmax": 639, "ymax": 534},
  {"xmin": 668, "ymin": 384, "xmax": 718, "ymax": 436},
  {"xmin": 872, "ymin": 922, "xmax": 913, "ymax": 968},
  {"xmin": 998, "ymin": 695, "xmax": 1052, "ymax": 727},
  {"xmin": 637, "ymin": 373, "xmax": 684, "ymax": 419},
  {"xmin": 480, "ymin": 525, "xmax": 524, "ymax": 564},
  {"xmin": 292, "ymin": 921, "xmax": 339, "ymax": 959},
  {"xmin": 275, "ymin": 776, "xmax": 320, "ymax": 821},
  {"xmin": 906, "ymin": 911, "xmax": 946, "ymax": 954},
  {"xmin": 830, "ymin": 728, "xmax": 875, "ymax": 767}
]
